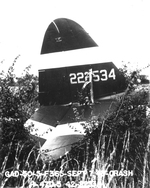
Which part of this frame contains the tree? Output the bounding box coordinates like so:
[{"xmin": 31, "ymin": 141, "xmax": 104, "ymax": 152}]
[{"xmin": 0, "ymin": 58, "xmax": 39, "ymax": 170}]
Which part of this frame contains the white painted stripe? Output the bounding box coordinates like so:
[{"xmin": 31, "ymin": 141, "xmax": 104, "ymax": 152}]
[
  {"xmin": 52, "ymin": 21, "xmax": 60, "ymax": 33},
  {"xmin": 37, "ymin": 47, "xmax": 115, "ymax": 70}
]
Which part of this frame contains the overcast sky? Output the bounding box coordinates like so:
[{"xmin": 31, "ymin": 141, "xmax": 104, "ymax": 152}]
[{"xmin": 0, "ymin": 0, "xmax": 150, "ymax": 75}]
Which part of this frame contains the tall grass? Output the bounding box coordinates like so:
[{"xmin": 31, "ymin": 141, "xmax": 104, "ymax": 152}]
[
  {"xmin": 0, "ymin": 132, "xmax": 149, "ymax": 187},
  {"xmin": 1, "ymin": 101, "xmax": 149, "ymax": 188}
]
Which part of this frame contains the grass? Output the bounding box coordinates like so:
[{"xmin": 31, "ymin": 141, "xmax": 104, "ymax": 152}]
[
  {"xmin": 0, "ymin": 121, "xmax": 149, "ymax": 187},
  {"xmin": 0, "ymin": 85, "xmax": 149, "ymax": 187}
]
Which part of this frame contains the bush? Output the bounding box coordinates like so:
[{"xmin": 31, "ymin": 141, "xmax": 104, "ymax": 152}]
[
  {"xmin": 69, "ymin": 67, "xmax": 150, "ymax": 187},
  {"xmin": 0, "ymin": 59, "xmax": 39, "ymax": 171}
]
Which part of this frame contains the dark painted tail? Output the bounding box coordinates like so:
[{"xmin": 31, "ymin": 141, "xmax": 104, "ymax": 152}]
[{"xmin": 41, "ymin": 18, "xmax": 98, "ymax": 54}]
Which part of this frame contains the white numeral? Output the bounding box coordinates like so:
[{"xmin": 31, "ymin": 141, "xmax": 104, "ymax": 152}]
[
  {"xmin": 93, "ymin": 70, "xmax": 100, "ymax": 82},
  {"xmin": 100, "ymin": 69, "xmax": 108, "ymax": 81},
  {"xmin": 84, "ymin": 72, "xmax": 89, "ymax": 82},
  {"xmin": 77, "ymin": 72, "xmax": 85, "ymax": 83},
  {"xmin": 70, "ymin": 73, "xmax": 77, "ymax": 84},
  {"xmin": 108, "ymin": 68, "xmax": 116, "ymax": 80}
]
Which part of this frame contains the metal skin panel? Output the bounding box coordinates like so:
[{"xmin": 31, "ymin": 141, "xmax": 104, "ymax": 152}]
[
  {"xmin": 39, "ymin": 62, "xmax": 127, "ymax": 105},
  {"xmin": 41, "ymin": 18, "xmax": 98, "ymax": 54},
  {"xmin": 30, "ymin": 101, "xmax": 116, "ymax": 127},
  {"xmin": 39, "ymin": 68, "xmax": 71, "ymax": 105}
]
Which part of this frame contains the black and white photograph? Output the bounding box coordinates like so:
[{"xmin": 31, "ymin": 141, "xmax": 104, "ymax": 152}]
[{"xmin": 0, "ymin": 0, "xmax": 150, "ymax": 187}]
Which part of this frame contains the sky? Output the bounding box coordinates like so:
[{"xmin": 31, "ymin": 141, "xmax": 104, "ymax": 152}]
[{"xmin": 0, "ymin": 0, "xmax": 150, "ymax": 76}]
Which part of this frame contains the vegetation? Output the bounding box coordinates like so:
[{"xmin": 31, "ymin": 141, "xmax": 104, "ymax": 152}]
[
  {"xmin": 0, "ymin": 60, "xmax": 149, "ymax": 187},
  {"xmin": 0, "ymin": 58, "xmax": 39, "ymax": 186},
  {"xmin": 69, "ymin": 65, "xmax": 150, "ymax": 187}
]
